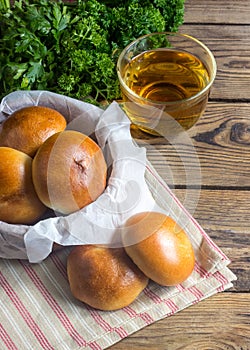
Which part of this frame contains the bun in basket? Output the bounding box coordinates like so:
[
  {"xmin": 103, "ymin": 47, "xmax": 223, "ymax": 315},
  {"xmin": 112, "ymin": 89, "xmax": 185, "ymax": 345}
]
[
  {"xmin": 0, "ymin": 147, "xmax": 47, "ymax": 224},
  {"xmin": 67, "ymin": 245, "xmax": 149, "ymax": 310},
  {"xmin": 0, "ymin": 106, "xmax": 67, "ymax": 157},
  {"xmin": 122, "ymin": 212, "xmax": 195, "ymax": 286},
  {"xmin": 32, "ymin": 130, "xmax": 107, "ymax": 215}
]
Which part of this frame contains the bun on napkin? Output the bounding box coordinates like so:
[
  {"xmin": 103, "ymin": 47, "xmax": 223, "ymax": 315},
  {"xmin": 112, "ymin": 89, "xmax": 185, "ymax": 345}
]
[
  {"xmin": 67, "ymin": 245, "xmax": 149, "ymax": 310},
  {"xmin": 0, "ymin": 106, "xmax": 67, "ymax": 157},
  {"xmin": 122, "ymin": 212, "xmax": 195, "ymax": 286},
  {"xmin": 32, "ymin": 130, "xmax": 107, "ymax": 215},
  {"xmin": 0, "ymin": 147, "xmax": 47, "ymax": 224}
]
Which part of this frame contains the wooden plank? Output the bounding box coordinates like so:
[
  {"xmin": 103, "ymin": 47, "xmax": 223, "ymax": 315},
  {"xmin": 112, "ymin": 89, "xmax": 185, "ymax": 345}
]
[
  {"xmin": 110, "ymin": 293, "xmax": 250, "ymax": 350},
  {"xmin": 173, "ymin": 189, "xmax": 250, "ymax": 292},
  {"xmin": 178, "ymin": 24, "xmax": 250, "ymax": 100},
  {"xmin": 184, "ymin": 0, "xmax": 250, "ymax": 24},
  {"xmin": 133, "ymin": 102, "xmax": 250, "ymax": 187},
  {"xmin": 173, "ymin": 189, "xmax": 250, "ymax": 237}
]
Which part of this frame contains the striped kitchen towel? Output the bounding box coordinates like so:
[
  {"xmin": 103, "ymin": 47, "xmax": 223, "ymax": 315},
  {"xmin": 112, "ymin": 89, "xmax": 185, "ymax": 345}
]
[{"xmin": 0, "ymin": 162, "xmax": 237, "ymax": 350}]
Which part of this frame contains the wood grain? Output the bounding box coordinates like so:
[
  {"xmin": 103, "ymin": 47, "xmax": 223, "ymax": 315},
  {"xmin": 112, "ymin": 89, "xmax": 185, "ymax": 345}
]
[
  {"xmin": 110, "ymin": 293, "xmax": 250, "ymax": 350},
  {"xmin": 132, "ymin": 102, "xmax": 250, "ymax": 187},
  {"xmin": 179, "ymin": 24, "xmax": 250, "ymax": 100},
  {"xmin": 184, "ymin": 0, "xmax": 250, "ymax": 24},
  {"xmin": 173, "ymin": 189, "xmax": 250, "ymax": 292}
]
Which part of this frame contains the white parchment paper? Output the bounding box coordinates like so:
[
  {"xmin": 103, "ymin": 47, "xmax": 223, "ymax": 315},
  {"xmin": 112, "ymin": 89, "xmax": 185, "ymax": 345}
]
[{"xmin": 0, "ymin": 91, "xmax": 164, "ymax": 263}]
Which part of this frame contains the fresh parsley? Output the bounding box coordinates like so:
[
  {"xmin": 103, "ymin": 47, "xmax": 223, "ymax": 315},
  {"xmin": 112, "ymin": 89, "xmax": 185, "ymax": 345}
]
[{"xmin": 0, "ymin": 0, "xmax": 185, "ymax": 105}]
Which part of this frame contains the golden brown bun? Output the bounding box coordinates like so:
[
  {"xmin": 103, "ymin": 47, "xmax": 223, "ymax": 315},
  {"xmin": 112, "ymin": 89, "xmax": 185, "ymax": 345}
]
[
  {"xmin": 0, "ymin": 147, "xmax": 47, "ymax": 224},
  {"xmin": 32, "ymin": 130, "xmax": 107, "ymax": 215},
  {"xmin": 67, "ymin": 245, "xmax": 149, "ymax": 310},
  {"xmin": 122, "ymin": 212, "xmax": 195, "ymax": 286},
  {"xmin": 0, "ymin": 106, "xmax": 67, "ymax": 157}
]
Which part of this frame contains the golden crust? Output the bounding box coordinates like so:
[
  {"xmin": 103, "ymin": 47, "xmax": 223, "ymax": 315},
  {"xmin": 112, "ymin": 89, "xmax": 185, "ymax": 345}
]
[
  {"xmin": 0, "ymin": 147, "xmax": 46, "ymax": 224},
  {"xmin": 0, "ymin": 106, "xmax": 67, "ymax": 157},
  {"xmin": 67, "ymin": 245, "xmax": 149, "ymax": 310},
  {"xmin": 32, "ymin": 130, "xmax": 107, "ymax": 215},
  {"xmin": 122, "ymin": 212, "xmax": 195, "ymax": 286}
]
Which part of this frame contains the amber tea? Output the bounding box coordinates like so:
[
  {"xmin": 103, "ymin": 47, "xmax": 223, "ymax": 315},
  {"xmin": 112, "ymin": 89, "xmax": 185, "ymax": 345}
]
[
  {"xmin": 117, "ymin": 33, "xmax": 216, "ymax": 136},
  {"xmin": 125, "ymin": 49, "xmax": 209, "ymax": 103}
]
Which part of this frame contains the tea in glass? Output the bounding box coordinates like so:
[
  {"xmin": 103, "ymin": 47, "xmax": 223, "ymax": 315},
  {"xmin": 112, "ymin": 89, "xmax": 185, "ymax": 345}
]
[{"xmin": 117, "ymin": 32, "xmax": 217, "ymax": 136}]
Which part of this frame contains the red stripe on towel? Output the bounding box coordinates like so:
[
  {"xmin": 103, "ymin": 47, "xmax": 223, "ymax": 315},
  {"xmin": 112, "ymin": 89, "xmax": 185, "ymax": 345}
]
[
  {"xmin": 0, "ymin": 272, "xmax": 53, "ymax": 350},
  {"xmin": 144, "ymin": 287, "xmax": 179, "ymax": 314},
  {"xmin": 194, "ymin": 262, "xmax": 211, "ymax": 278},
  {"xmin": 213, "ymin": 270, "xmax": 229, "ymax": 292},
  {"xmin": 87, "ymin": 307, "xmax": 128, "ymax": 339},
  {"xmin": 188, "ymin": 285, "xmax": 204, "ymax": 303},
  {"xmin": 123, "ymin": 305, "xmax": 154, "ymax": 325},
  {"xmin": 87, "ymin": 341, "xmax": 103, "ymax": 350},
  {"xmin": 19, "ymin": 261, "xmax": 87, "ymax": 347},
  {"xmin": 50, "ymin": 252, "xmax": 68, "ymax": 280},
  {"xmin": 0, "ymin": 323, "xmax": 19, "ymax": 350}
]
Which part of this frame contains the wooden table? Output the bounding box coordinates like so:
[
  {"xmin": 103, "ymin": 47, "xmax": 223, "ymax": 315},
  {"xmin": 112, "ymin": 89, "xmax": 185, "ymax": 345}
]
[{"xmin": 110, "ymin": 1, "xmax": 250, "ymax": 349}]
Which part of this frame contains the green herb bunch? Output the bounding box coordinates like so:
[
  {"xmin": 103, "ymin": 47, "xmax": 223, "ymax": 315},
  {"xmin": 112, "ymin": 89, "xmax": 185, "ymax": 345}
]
[{"xmin": 0, "ymin": 0, "xmax": 185, "ymax": 105}]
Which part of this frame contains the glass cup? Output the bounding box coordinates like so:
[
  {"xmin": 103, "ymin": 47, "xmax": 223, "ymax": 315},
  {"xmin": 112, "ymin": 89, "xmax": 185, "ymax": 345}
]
[{"xmin": 117, "ymin": 32, "xmax": 217, "ymax": 136}]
